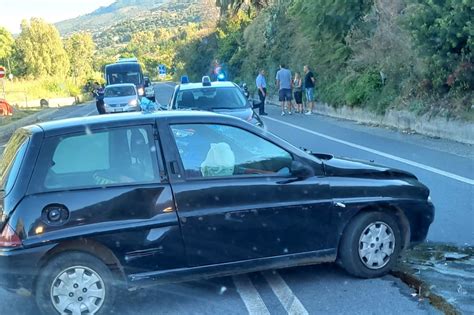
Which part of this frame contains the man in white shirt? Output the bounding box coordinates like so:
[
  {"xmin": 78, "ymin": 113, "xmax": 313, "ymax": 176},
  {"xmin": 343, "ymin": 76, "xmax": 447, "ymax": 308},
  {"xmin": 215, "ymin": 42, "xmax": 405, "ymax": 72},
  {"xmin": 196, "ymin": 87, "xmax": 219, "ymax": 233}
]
[{"xmin": 255, "ymin": 69, "xmax": 268, "ymax": 115}]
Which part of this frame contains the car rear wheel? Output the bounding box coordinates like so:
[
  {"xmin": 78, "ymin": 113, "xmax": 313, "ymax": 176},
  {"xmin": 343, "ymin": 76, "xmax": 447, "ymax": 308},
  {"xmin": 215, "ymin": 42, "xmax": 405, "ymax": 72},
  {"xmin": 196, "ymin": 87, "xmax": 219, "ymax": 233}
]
[
  {"xmin": 338, "ymin": 211, "xmax": 402, "ymax": 278},
  {"xmin": 35, "ymin": 252, "xmax": 116, "ymax": 315}
]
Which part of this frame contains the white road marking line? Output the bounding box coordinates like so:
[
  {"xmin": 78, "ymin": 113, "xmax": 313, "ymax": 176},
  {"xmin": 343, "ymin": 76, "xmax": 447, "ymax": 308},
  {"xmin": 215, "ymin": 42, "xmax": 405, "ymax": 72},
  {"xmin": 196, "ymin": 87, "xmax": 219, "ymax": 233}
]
[
  {"xmin": 86, "ymin": 108, "xmax": 98, "ymax": 116},
  {"xmin": 262, "ymin": 270, "xmax": 309, "ymax": 315},
  {"xmin": 232, "ymin": 275, "xmax": 270, "ymax": 315},
  {"xmin": 265, "ymin": 116, "xmax": 474, "ymax": 185},
  {"xmin": 163, "ymin": 82, "xmax": 177, "ymax": 87}
]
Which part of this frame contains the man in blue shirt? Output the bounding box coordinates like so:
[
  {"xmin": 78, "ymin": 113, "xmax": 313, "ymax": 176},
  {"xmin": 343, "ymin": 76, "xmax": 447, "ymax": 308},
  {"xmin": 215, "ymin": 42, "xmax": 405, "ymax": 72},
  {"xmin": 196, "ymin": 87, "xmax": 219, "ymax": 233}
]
[
  {"xmin": 275, "ymin": 63, "xmax": 293, "ymax": 116},
  {"xmin": 255, "ymin": 69, "xmax": 268, "ymax": 115}
]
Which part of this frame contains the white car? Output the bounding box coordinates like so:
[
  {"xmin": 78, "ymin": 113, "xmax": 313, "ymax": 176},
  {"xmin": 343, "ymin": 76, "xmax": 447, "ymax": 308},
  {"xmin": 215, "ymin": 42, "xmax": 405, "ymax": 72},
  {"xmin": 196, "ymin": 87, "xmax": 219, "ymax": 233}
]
[{"xmin": 103, "ymin": 83, "xmax": 141, "ymax": 113}]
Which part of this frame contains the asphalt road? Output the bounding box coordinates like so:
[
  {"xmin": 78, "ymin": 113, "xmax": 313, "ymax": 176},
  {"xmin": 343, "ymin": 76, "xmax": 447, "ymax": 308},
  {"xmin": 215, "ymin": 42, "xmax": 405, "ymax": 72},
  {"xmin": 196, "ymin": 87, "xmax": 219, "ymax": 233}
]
[{"xmin": 1, "ymin": 82, "xmax": 471, "ymax": 314}]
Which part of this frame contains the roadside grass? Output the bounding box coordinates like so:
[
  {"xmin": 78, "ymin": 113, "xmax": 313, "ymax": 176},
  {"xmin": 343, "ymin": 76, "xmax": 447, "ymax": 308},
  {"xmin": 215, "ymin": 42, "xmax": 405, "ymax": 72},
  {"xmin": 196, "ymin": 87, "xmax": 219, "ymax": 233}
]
[
  {"xmin": 3, "ymin": 77, "xmax": 79, "ymax": 104},
  {"xmin": 0, "ymin": 108, "xmax": 41, "ymax": 127}
]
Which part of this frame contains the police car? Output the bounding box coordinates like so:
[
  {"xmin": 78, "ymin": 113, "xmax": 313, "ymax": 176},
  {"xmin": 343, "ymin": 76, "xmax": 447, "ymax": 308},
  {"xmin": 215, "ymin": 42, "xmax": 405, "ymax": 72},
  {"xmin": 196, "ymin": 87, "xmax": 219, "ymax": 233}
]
[{"xmin": 169, "ymin": 76, "xmax": 264, "ymax": 127}]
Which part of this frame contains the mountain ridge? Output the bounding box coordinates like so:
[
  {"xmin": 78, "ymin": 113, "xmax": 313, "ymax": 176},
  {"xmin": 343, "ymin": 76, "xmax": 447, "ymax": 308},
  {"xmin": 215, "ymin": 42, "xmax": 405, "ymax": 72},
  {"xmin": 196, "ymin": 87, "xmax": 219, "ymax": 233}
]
[{"xmin": 55, "ymin": 0, "xmax": 170, "ymax": 36}]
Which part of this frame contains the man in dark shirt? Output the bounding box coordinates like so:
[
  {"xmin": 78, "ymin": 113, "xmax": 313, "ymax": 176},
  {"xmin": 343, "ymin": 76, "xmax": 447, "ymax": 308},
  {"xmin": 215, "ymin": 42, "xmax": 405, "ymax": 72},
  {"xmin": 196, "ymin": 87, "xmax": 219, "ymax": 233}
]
[
  {"xmin": 255, "ymin": 69, "xmax": 268, "ymax": 115},
  {"xmin": 304, "ymin": 65, "xmax": 316, "ymax": 115}
]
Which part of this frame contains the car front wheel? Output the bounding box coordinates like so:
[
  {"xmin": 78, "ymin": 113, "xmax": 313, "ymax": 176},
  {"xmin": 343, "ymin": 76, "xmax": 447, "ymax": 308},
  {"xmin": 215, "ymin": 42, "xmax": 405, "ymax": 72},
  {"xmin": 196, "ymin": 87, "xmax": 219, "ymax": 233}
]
[
  {"xmin": 35, "ymin": 252, "xmax": 116, "ymax": 315},
  {"xmin": 338, "ymin": 211, "xmax": 402, "ymax": 278}
]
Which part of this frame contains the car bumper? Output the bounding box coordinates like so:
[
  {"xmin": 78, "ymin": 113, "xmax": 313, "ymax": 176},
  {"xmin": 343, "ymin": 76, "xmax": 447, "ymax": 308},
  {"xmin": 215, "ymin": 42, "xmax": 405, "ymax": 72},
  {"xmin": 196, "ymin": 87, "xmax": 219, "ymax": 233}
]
[
  {"xmin": 409, "ymin": 200, "xmax": 435, "ymax": 245},
  {"xmin": 104, "ymin": 105, "xmax": 140, "ymax": 113},
  {"xmin": 0, "ymin": 245, "xmax": 54, "ymax": 294}
]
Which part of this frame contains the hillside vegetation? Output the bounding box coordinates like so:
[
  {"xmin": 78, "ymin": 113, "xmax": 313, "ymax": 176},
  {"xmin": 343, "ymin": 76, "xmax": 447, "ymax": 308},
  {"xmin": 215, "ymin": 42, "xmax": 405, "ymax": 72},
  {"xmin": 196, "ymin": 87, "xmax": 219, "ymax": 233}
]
[
  {"xmin": 1, "ymin": 0, "xmax": 471, "ymax": 120},
  {"xmin": 0, "ymin": 0, "xmax": 217, "ymax": 102},
  {"xmin": 179, "ymin": 0, "xmax": 473, "ymax": 119}
]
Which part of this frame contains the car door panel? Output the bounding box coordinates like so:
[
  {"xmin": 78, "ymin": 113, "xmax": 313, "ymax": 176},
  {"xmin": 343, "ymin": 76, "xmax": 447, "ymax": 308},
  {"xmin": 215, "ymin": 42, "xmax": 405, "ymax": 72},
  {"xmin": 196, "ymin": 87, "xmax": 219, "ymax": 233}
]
[
  {"xmin": 161, "ymin": 122, "xmax": 334, "ymax": 267},
  {"xmin": 17, "ymin": 124, "xmax": 187, "ymax": 275},
  {"xmin": 172, "ymin": 176, "xmax": 332, "ymax": 266}
]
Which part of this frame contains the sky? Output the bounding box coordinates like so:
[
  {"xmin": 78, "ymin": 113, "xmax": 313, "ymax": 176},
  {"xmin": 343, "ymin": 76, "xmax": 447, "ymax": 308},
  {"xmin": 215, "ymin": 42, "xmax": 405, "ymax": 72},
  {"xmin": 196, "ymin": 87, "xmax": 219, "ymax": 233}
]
[{"xmin": 0, "ymin": 0, "xmax": 115, "ymax": 33}]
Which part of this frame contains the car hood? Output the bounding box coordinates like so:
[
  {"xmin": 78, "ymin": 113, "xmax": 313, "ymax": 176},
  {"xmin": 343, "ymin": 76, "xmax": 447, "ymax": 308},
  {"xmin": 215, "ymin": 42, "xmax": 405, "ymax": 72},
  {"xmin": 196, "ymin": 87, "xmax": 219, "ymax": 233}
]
[
  {"xmin": 212, "ymin": 107, "xmax": 253, "ymax": 120},
  {"xmin": 104, "ymin": 96, "xmax": 136, "ymax": 104},
  {"xmin": 312, "ymin": 153, "xmax": 417, "ymax": 179}
]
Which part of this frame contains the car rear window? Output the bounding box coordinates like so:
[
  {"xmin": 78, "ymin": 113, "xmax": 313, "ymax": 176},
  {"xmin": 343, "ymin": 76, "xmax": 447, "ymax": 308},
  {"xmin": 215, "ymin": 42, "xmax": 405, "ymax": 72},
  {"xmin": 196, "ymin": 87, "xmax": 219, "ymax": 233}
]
[
  {"xmin": 31, "ymin": 126, "xmax": 160, "ymax": 192},
  {"xmin": 0, "ymin": 130, "xmax": 30, "ymax": 195},
  {"xmin": 175, "ymin": 87, "xmax": 247, "ymax": 110}
]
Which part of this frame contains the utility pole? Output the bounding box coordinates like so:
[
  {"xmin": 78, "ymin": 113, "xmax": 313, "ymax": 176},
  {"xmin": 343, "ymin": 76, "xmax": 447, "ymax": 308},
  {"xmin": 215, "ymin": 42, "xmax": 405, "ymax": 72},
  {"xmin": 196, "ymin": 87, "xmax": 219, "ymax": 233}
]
[
  {"xmin": 0, "ymin": 66, "xmax": 6, "ymax": 99},
  {"xmin": 1, "ymin": 79, "xmax": 5, "ymax": 100},
  {"xmin": 7, "ymin": 58, "xmax": 12, "ymax": 75}
]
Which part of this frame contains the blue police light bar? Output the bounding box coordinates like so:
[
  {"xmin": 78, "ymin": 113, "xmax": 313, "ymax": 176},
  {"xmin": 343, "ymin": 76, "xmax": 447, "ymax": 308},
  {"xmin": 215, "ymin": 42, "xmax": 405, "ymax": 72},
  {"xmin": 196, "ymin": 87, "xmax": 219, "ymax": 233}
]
[
  {"xmin": 202, "ymin": 76, "xmax": 212, "ymax": 86},
  {"xmin": 217, "ymin": 73, "xmax": 226, "ymax": 81},
  {"xmin": 181, "ymin": 75, "xmax": 189, "ymax": 84}
]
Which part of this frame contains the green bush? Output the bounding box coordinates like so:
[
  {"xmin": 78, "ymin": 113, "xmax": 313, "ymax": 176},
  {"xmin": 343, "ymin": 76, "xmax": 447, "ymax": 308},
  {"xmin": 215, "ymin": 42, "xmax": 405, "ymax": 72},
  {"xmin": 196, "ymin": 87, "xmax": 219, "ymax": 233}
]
[
  {"xmin": 405, "ymin": 0, "xmax": 473, "ymax": 93},
  {"xmin": 344, "ymin": 71, "xmax": 382, "ymax": 107}
]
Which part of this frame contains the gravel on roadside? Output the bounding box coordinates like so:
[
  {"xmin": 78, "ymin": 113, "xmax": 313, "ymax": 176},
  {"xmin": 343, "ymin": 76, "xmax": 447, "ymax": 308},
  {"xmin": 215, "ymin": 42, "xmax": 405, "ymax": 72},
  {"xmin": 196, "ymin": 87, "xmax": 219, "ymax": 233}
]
[{"xmin": 393, "ymin": 243, "xmax": 474, "ymax": 315}]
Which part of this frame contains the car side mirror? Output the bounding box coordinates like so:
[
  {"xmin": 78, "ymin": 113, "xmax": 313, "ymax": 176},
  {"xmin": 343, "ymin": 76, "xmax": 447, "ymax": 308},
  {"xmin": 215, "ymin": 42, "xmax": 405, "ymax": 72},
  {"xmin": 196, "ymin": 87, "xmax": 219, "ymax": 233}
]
[{"xmin": 290, "ymin": 160, "xmax": 314, "ymax": 179}]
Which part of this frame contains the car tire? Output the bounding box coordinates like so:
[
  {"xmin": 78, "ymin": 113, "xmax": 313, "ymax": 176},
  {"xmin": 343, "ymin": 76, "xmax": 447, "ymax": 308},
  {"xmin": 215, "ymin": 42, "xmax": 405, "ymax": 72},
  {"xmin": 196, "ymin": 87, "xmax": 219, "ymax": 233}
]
[
  {"xmin": 338, "ymin": 211, "xmax": 402, "ymax": 278},
  {"xmin": 35, "ymin": 251, "xmax": 116, "ymax": 315}
]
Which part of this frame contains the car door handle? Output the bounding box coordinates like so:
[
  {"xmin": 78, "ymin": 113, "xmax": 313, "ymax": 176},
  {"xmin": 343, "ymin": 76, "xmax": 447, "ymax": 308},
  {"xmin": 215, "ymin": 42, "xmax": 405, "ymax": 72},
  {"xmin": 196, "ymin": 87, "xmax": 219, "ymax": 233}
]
[
  {"xmin": 334, "ymin": 202, "xmax": 346, "ymax": 208},
  {"xmin": 169, "ymin": 161, "xmax": 179, "ymax": 174}
]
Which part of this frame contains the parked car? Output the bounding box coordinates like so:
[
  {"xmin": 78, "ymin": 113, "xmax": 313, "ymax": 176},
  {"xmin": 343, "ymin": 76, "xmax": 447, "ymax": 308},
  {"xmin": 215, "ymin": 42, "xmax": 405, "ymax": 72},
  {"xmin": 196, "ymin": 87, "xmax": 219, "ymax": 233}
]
[
  {"xmin": 144, "ymin": 76, "xmax": 155, "ymax": 102},
  {"xmin": 103, "ymin": 83, "xmax": 141, "ymax": 113},
  {"xmin": 0, "ymin": 111, "xmax": 434, "ymax": 314},
  {"xmin": 169, "ymin": 76, "xmax": 264, "ymax": 127}
]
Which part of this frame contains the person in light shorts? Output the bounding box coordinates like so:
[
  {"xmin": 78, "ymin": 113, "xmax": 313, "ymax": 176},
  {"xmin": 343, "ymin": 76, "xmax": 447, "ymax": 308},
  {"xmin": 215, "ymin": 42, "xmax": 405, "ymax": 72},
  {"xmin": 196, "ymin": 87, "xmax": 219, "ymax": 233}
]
[{"xmin": 275, "ymin": 63, "xmax": 293, "ymax": 116}]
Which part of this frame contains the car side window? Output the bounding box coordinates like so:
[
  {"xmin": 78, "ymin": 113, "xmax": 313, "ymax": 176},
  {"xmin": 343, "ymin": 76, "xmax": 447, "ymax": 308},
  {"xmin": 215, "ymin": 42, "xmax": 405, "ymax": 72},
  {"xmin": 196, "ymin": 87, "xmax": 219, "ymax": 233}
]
[
  {"xmin": 38, "ymin": 126, "xmax": 159, "ymax": 191},
  {"xmin": 171, "ymin": 124, "xmax": 293, "ymax": 178}
]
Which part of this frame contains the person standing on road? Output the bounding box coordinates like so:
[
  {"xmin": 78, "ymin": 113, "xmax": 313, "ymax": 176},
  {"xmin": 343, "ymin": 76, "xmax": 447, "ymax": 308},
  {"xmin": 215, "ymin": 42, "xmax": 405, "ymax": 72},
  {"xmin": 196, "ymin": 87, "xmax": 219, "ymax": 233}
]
[
  {"xmin": 293, "ymin": 72, "xmax": 303, "ymax": 113},
  {"xmin": 275, "ymin": 63, "xmax": 293, "ymax": 116},
  {"xmin": 255, "ymin": 69, "xmax": 268, "ymax": 115},
  {"xmin": 304, "ymin": 65, "xmax": 316, "ymax": 115}
]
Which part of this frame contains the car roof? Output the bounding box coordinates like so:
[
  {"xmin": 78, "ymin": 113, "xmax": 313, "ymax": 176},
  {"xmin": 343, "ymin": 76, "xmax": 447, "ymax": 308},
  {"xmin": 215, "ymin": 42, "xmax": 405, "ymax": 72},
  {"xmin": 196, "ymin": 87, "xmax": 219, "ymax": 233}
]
[
  {"xmin": 178, "ymin": 81, "xmax": 237, "ymax": 91},
  {"xmin": 105, "ymin": 83, "xmax": 136, "ymax": 88},
  {"xmin": 27, "ymin": 110, "xmax": 243, "ymax": 137}
]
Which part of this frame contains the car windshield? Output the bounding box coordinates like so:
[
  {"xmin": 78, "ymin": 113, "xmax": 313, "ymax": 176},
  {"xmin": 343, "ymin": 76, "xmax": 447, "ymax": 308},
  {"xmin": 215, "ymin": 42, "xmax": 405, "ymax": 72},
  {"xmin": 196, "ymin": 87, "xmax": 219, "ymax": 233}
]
[
  {"xmin": 0, "ymin": 130, "xmax": 29, "ymax": 194},
  {"xmin": 106, "ymin": 72, "xmax": 141, "ymax": 85},
  {"xmin": 175, "ymin": 87, "xmax": 247, "ymax": 110},
  {"xmin": 104, "ymin": 86, "xmax": 136, "ymax": 97}
]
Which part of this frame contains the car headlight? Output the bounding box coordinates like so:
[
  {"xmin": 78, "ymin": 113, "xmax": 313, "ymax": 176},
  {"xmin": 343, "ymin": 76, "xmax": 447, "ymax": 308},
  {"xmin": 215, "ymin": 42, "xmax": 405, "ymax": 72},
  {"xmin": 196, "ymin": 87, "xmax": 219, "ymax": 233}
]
[
  {"xmin": 129, "ymin": 99, "xmax": 138, "ymax": 106},
  {"xmin": 138, "ymin": 88, "xmax": 144, "ymax": 96},
  {"xmin": 104, "ymin": 103, "xmax": 109, "ymax": 107}
]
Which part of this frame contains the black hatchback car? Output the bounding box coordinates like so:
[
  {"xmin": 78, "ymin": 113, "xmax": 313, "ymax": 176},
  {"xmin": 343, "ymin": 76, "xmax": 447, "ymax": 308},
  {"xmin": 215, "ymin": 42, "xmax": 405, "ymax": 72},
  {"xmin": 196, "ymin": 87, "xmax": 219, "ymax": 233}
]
[{"xmin": 0, "ymin": 111, "xmax": 434, "ymax": 314}]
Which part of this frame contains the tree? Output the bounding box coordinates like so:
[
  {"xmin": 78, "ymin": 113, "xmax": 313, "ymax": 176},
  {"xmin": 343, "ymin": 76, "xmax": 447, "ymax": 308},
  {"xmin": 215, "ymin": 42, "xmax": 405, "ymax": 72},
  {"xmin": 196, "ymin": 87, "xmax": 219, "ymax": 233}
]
[
  {"xmin": 16, "ymin": 18, "xmax": 70, "ymax": 78},
  {"xmin": 0, "ymin": 27, "xmax": 14, "ymax": 64},
  {"xmin": 65, "ymin": 32, "xmax": 95, "ymax": 83}
]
